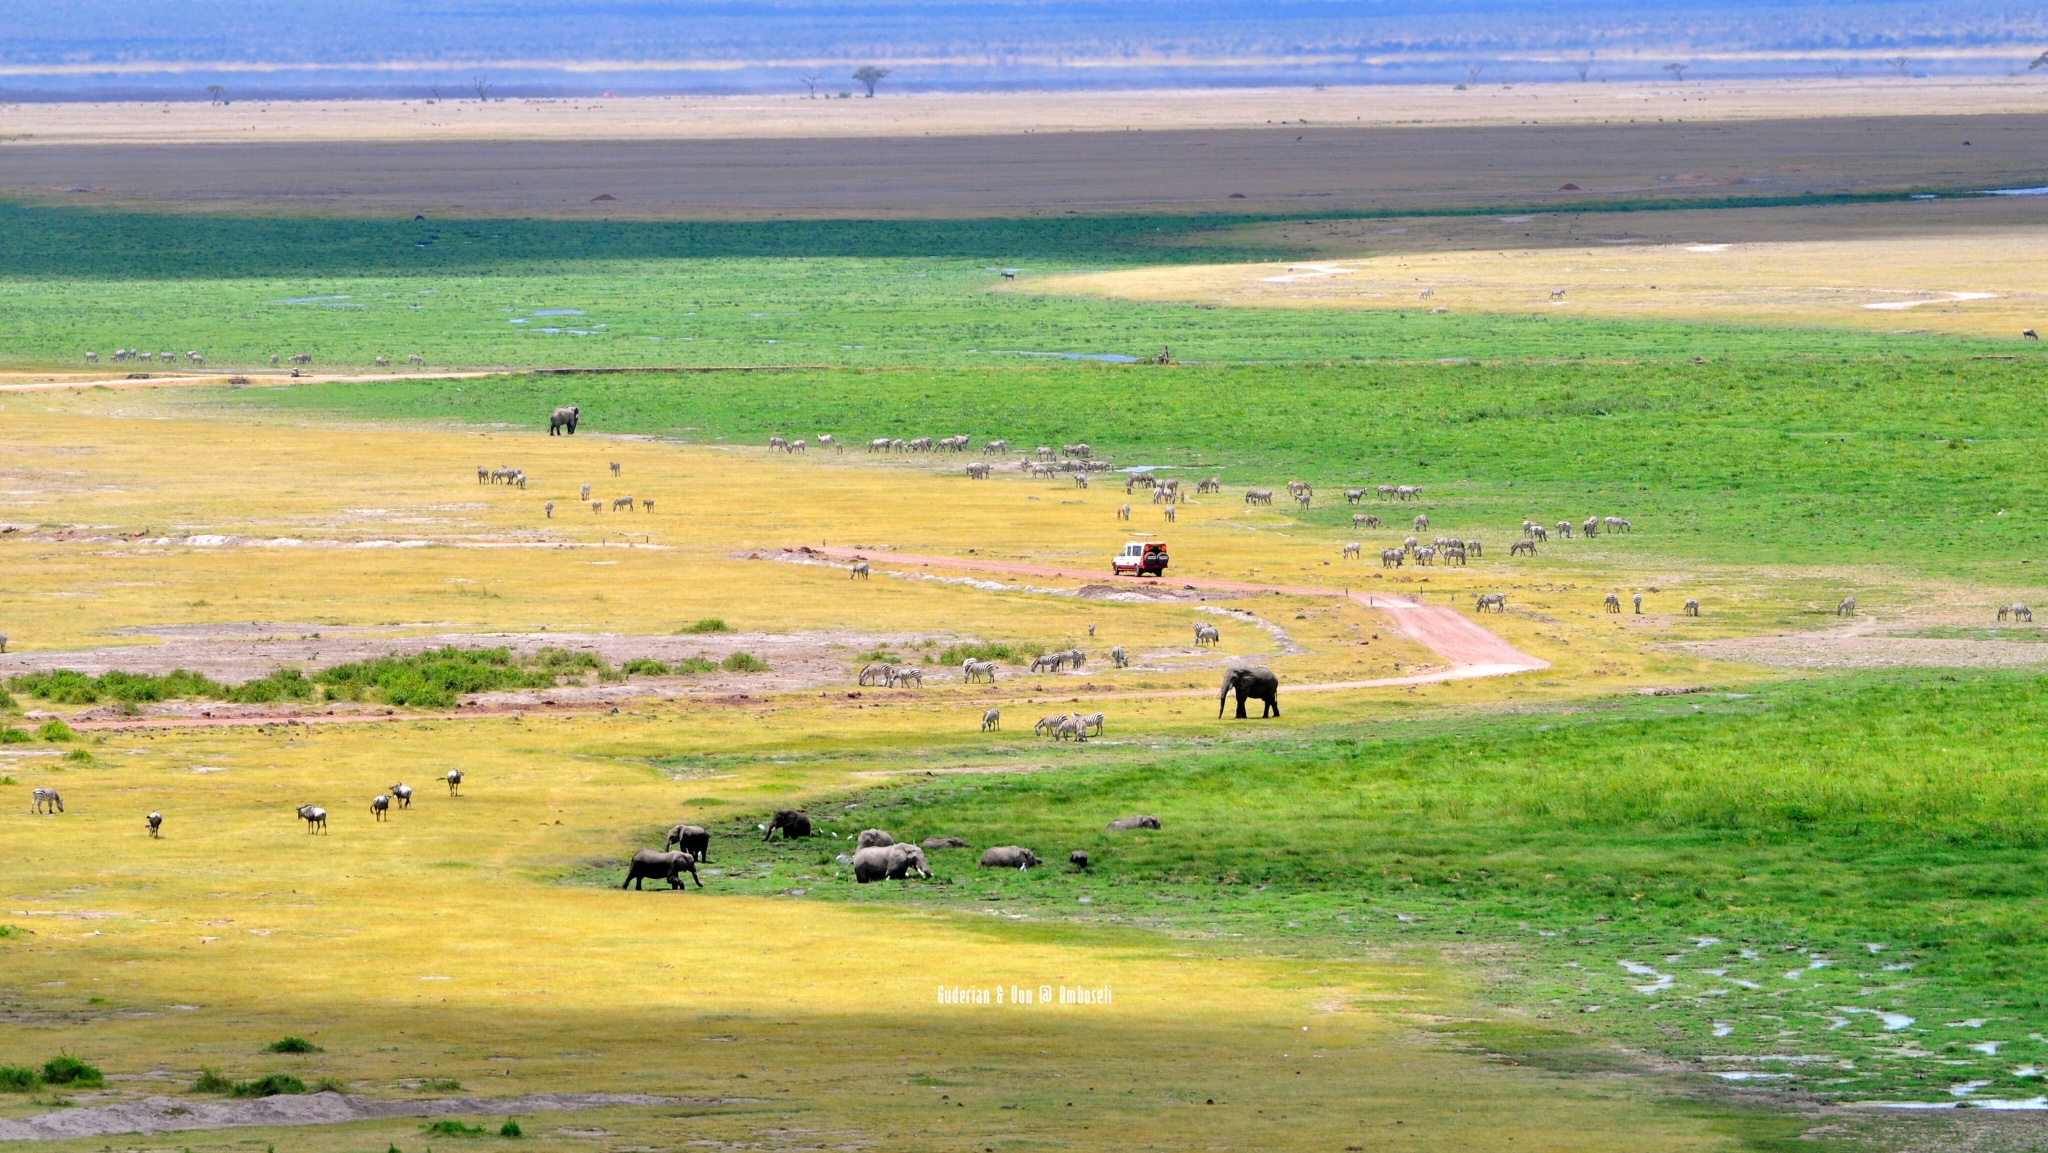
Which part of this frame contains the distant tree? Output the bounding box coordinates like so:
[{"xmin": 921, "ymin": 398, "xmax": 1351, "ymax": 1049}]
[
  {"xmin": 2032, "ymin": 50, "xmax": 2048, "ymax": 70},
  {"xmin": 1886, "ymin": 56, "xmax": 1911, "ymax": 77},
  {"xmin": 1573, "ymin": 60, "xmax": 1592, "ymax": 82},
  {"xmin": 1831, "ymin": 61, "xmax": 1852, "ymax": 79},
  {"xmin": 1663, "ymin": 62, "xmax": 1689, "ymax": 81},
  {"xmin": 472, "ymin": 76, "xmax": 492, "ymax": 101},
  {"xmin": 852, "ymin": 65, "xmax": 891, "ymax": 97},
  {"xmin": 799, "ymin": 75, "xmax": 823, "ymax": 98},
  {"xmin": 205, "ymin": 84, "xmax": 226, "ymax": 105},
  {"xmin": 1465, "ymin": 64, "xmax": 1484, "ymax": 86}
]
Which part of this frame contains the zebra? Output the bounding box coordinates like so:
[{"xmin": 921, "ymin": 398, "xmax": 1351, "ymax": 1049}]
[
  {"xmin": 297, "ymin": 804, "xmax": 327, "ymax": 832},
  {"xmin": 1605, "ymin": 516, "xmax": 1631, "ymax": 533},
  {"xmin": 981, "ymin": 707, "xmax": 1001, "ymax": 732},
  {"xmin": 288, "ymin": 353, "xmax": 311, "ymax": 365},
  {"xmin": 591, "ymin": 501, "xmax": 602, "ymax": 513},
  {"xmin": 1684, "ymin": 599, "xmax": 1700, "ymax": 616},
  {"xmin": 983, "ymin": 439, "xmax": 1007, "ymax": 454},
  {"xmin": 544, "ymin": 501, "xmax": 554, "ymax": 518},
  {"xmin": 580, "ymin": 484, "xmax": 592, "ymax": 501},
  {"xmin": 31, "ymin": 788, "xmax": 63, "ymax": 815},
  {"xmin": 1510, "ymin": 539, "xmax": 1535, "ymax": 557},
  {"xmin": 1164, "ymin": 505, "xmax": 1176, "ymax": 523},
  {"xmin": 1414, "ymin": 546, "xmax": 1436, "ymax": 566},
  {"xmin": 1033, "ymin": 713, "xmax": 1069, "ymax": 738},
  {"xmin": 858, "ymin": 663, "xmax": 894, "ymax": 687},
  {"xmin": 1604, "ymin": 593, "xmax": 1621, "ymax": 613},
  {"xmin": 962, "ymin": 659, "xmax": 999, "ymax": 683},
  {"xmin": 1467, "ymin": 539, "xmax": 1483, "ymax": 557},
  {"xmin": 893, "ymin": 667, "xmax": 924, "ymax": 688},
  {"xmin": 146, "ymin": 811, "xmax": 162, "ymax": 837},
  {"xmin": 612, "ymin": 495, "xmax": 635, "ymax": 511},
  {"xmin": 388, "ymin": 782, "xmax": 413, "ymax": 809},
  {"xmin": 642, "ymin": 499, "xmax": 654, "ymax": 512},
  {"xmin": 1075, "ymin": 474, "xmax": 1089, "ymax": 489},
  {"xmin": 85, "ymin": 351, "xmax": 98, "ymax": 363},
  {"xmin": 1404, "ymin": 536, "xmax": 1420, "ymax": 553},
  {"xmin": 1377, "ymin": 485, "xmax": 1397, "ymax": 500},
  {"xmin": 1294, "ymin": 491, "xmax": 1312, "ymax": 510},
  {"xmin": 966, "ymin": 463, "xmax": 990, "ymax": 479},
  {"xmin": 409, "ymin": 354, "xmax": 425, "ymax": 366},
  {"xmin": 1353, "ymin": 513, "xmax": 1381, "ymax": 529},
  {"xmin": 1244, "ymin": 489, "xmax": 1274, "ymax": 506},
  {"xmin": 769, "ymin": 436, "xmax": 789, "ymax": 452},
  {"xmin": 1110, "ymin": 645, "xmax": 1129, "ymax": 668},
  {"xmin": 1444, "ymin": 545, "xmax": 1467, "ymax": 565},
  {"xmin": 1076, "ymin": 712, "xmax": 1106, "ymax": 738},
  {"xmin": 1118, "ymin": 503, "xmax": 1131, "ymax": 520},
  {"xmin": 1344, "ymin": 488, "xmax": 1365, "ymax": 503},
  {"xmin": 1414, "ymin": 514, "xmax": 1429, "ymax": 532},
  {"xmin": 1475, "ymin": 593, "xmax": 1506, "ymax": 613},
  {"xmin": 1583, "ymin": 516, "xmax": 1599, "ymax": 537},
  {"xmin": 373, "ymin": 355, "xmax": 389, "ymax": 367},
  {"xmin": 1193, "ymin": 623, "xmax": 1220, "ymax": 647},
  {"xmin": 1029, "ymin": 653, "xmax": 1065, "ymax": 674},
  {"xmin": 447, "ymin": 769, "xmax": 464, "ymax": 796},
  {"xmin": 1557, "ymin": 520, "xmax": 1573, "ymax": 539},
  {"xmin": 478, "ymin": 466, "xmax": 490, "ymax": 484},
  {"xmin": 1633, "ymin": 593, "xmax": 1643, "ymax": 614},
  {"xmin": 818, "ymin": 434, "xmax": 835, "ymax": 448},
  {"xmin": 371, "ymin": 794, "xmax": 390, "ymax": 821},
  {"xmin": 1837, "ymin": 596, "xmax": 1857, "ymax": 617},
  {"xmin": 1380, "ymin": 548, "xmax": 1404, "ymax": 567},
  {"xmin": 850, "ymin": 561, "xmax": 870, "ymax": 580},
  {"xmin": 1342, "ymin": 541, "xmax": 1361, "ymax": 559},
  {"xmin": 2015, "ymin": 604, "xmax": 2035, "ymax": 622}
]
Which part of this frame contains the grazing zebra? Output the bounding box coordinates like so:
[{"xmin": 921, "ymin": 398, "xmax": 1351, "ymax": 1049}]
[
  {"xmin": 1344, "ymin": 488, "xmax": 1365, "ymax": 503},
  {"xmin": 477, "ymin": 466, "xmax": 489, "ymax": 484},
  {"xmin": 1467, "ymin": 539, "xmax": 1483, "ymax": 557},
  {"xmin": 1380, "ymin": 548, "xmax": 1404, "ymax": 567},
  {"xmin": 818, "ymin": 434, "xmax": 835, "ymax": 448},
  {"xmin": 146, "ymin": 811, "xmax": 162, "ymax": 838},
  {"xmin": 1605, "ymin": 516, "xmax": 1631, "ymax": 533},
  {"xmin": 1029, "ymin": 653, "xmax": 1065, "ymax": 674},
  {"xmin": 981, "ymin": 707, "xmax": 1001, "ymax": 732},
  {"xmin": 850, "ymin": 561, "xmax": 870, "ymax": 580},
  {"xmin": 447, "ymin": 769, "xmax": 464, "ymax": 795},
  {"xmin": 297, "ymin": 804, "xmax": 327, "ymax": 832},
  {"xmin": 1342, "ymin": 541, "xmax": 1361, "ymax": 559},
  {"xmin": 1193, "ymin": 623, "xmax": 1221, "ymax": 647},
  {"xmin": 1244, "ymin": 489, "xmax": 1274, "ymax": 506},
  {"xmin": 962, "ymin": 659, "xmax": 998, "ymax": 683},
  {"xmin": 591, "ymin": 501, "xmax": 602, "ymax": 513},
  {"xmin": 1633, "ymin": 593, "xmax": 1643, "ymax": 614},
  {"xmin": 1197, "ymin": 477, "xmax": 1221, "ymax": 494},
  {"xmin": 580, "ymin": 484, "xmax": 591, "ymax": 501},
  {"xmin": 612, "ymin": 495, "xmax": 635, "ymax": 511},
  {"xmin": 371, "ymin": 794, "xmax": 390, "ymax": 821},
  {"xmin": 1110, "ymin": 645, "xmax": 1129, "ymax": 668},
  {"xmin": 1530, "ymin": 525, "xmax": 1547, "ymax": 542},
  {"xmin": 966, "ymin": 462, "xmax": 990, "ymax": 479},
  {"xmin": 1684, "ymin": 599, "xmax": 1700, "ymax": 616},
  {"xmin": 869, "ymin": 437, "xmax": 891, "ymax": 452},
  {"xmin": 768, "ymin": 436, "xmax": 789, "ymax": 452},
  {"xmin": 388, "ymin": 782, "xmax": 413, "ymax": 809},
  {"xmin": 1510, "ymin": 539, "xmax": 1535, "ymax": 557},
  {"xmin": 1604, "ymin": 593, "xmax": 1621, "ymax": 613},
  {"xmin": 2015, "ymin": 604, "xmax": 2035, "ymax": 622},
  {"xmin": 1837, "ymin": 596, "xmax": 1857, "ymax": 617},
  {"xmin": 1117, "ymin": 503, "xmax": 1132, "ymax": 520},
  {"xmin": 1444, "ymin": 546, "xmax": 1467, "ymax": 565},
  {"xmin": 85, "ymin": 351, "xmax": 98, "ymax": 363},
  {"xmin": 288, "ymin": 353, "xmax": 311, "ymax": 365},
  {"xmin": 858, "ymin": 662, "xmax": 893, "ymax": 687},
  {"xmin": 409, "ymin": 354, "xmax": 425, "ymax": 366},
  {"xmin": 1475, "ymin": 593, "xmax": 1506, "ymax": 613},
  {"xmin": 31, "ymin": 788, "xmax": 63, "ymax": 815},
  {"xmin": 1033, "ymin": 713, "xmax": 1069, "ymax": 738},
  {"xmin": 1403, "ymin": 536, "xmax": 1419, "ymax": 553},
  {"xmin": 1076, "ymin": 712, "xmax": 1106, "ymax": 738},
  {"xmin": 1075, "ymin": 474, "xmax": 1089, "ymax": 489},
  {"xmin": 1414, "ymin": 546, "xmax": 1436, "ymax": 566},
  {"xmin": 893, "ymin": 667, "xmax": 924, "ymax": 688},
  {"xmin": 374, "ymin": 355, "xmax": 389, "ymax": 367}
]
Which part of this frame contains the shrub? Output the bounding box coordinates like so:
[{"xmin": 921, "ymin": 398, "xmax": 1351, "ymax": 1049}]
[
  {"xmin": 317, "ymin": 648, "xmax": 564, "ymax": 709},
  {"xmin": 420, "ymin": 1077, "xmax": 463, "ymax": 1092},
  {"xmin": 531, "ymin": 647, "xmax": 604, "ymax": 674},
  {"xmin": 621, "ymin": 658, "xmax": 670, "ymax": 676},
  {"xmin": 40, "ymin": 1056, "xmax": 102, "ymax": 1087},
  {"xmin": 936, "ymin": 641, "xmax": 1044, "ymax": 665},
  {"xmin": 191, "ymin": 1067, "xmax": 233, "ymax": 1094},
  {"xmin": 8, "ymin": 669, "xmax": 229, "ymax": 705},
  {"xmin": 227, "ymin": 668, "xmax": 317, "ymax": 704},
  {"xmin": 0, "ymin": 923, "xmax": 29, "ymax": 938},
  {"xmin": 38, "ymin": 720, "xmax": 74, "ymax": 743},
  {"xmin": 230, "ymin": 1073, "xmax": 306, "ymax": 1098},
  {"xmin": 264, "ymin": 1037, "xmax": 320, "ymax": 1053},
  {"xmin": 422, "ymin": 1120, "xmax": 484, "ymax": 1137},
  {"xmin": 0, "ymin": 728, "xmax": 28, "ymax": 745},
  {"xmin": 63, "ymin": 749, "xmax": 94, "ymax": 764},
  {"xmin": 671, "ymin": 656, "xmax": 716, "ymax": 675},
  {"xmin": 0, "ymin": 1066, "xmax": 38, "ymax": 1092},
  {"xmin": 680, "ymin": 618, "xmax": 731, "ymax": 634},
  {"xmin": 0, "ymin": 684, "xmax": 14, "ymax": 710},
  {"xmin": 312, "ymin": 1077, "xmax": 347, "ymax": 1093},
  {"xmin": 721, "ymin": 652, "xmax": 768, "ymax": 673},
  {"xmin": 498, "ymin": 1120, "xmax": 523, "ymax": 1138}
]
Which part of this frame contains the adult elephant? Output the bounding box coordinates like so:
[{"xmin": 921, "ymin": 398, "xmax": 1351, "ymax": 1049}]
[
  {"xmin": 549, "ymin": 405, "xmax": 581, "ymax": 435},
  {"xmin": 1218, "ymin": 666, "xmax": 1280, "ymax": 719}
]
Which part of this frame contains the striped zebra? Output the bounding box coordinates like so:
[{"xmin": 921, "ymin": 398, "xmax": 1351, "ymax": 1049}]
[
  {"xmin": 962, "ymin": 659, "xmax": 999, "ymax": 683},
  {"xmin": 1110, "ymin": 646, "xmax": 1128, "ymax": 668},
  {"xmin": 851, "ymin": 561, "xmax": 870, "ymax": 580},
  {"xmin": 981, "ymin": 707, "xmax": 1001, "ymax": 732},
  {"xmin": 1193, "ymin": 624, "xmax": 1220, "ymax": 647},
  {"xmin": 31, "ymin": 788, "xmax": 63, "ymax": 814}
]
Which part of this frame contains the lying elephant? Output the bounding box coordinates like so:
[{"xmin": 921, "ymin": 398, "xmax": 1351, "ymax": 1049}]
[
  {"xmin": 979, "ymin": 846, "xmax": 1041, "ymax": 870},
  {"xmin": 1106, "ymin": 815, "xmax": 1161, "ymax": 831}
]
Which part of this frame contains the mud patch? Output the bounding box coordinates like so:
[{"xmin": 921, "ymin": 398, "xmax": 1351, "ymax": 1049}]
[
  {"xmin": 1673, "ymin": 634, "xmax": 2048, "ymax": 671},
  {"xmin": 0, "ymin": 1091, "xmax": 749, "ymax": 1141}
]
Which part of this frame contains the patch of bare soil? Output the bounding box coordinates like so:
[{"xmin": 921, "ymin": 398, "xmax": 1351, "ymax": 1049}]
[
  {"xmin": 1672, "ymin": 618, "xmax": 2048, "ymax": 671},
  {"xmin": 0, "ymin": 626, "xmax": 948, "ymax": 711},
  {"xmin": 0, "ymin": 1092, "xmax": 737, "ymax": 1141}
]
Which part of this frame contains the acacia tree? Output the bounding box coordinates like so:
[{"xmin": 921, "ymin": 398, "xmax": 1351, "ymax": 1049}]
[
  {"xmin": 473, "ymin": 76, "xmax": 493, "ymax": 101},
  {"xmin": 1573, "ymin": 60, "xmax": 1592, "ymax": 82},
  {"xmin": 206, "ymin": 84, "xmax": 226, "ymax": 105},
  {"xmin": 1663, "ymin": 61, "xmax": 1688, "ymax": 81},
  {"xmin": 1886, "ymin": 55, "xmax": 1911, "ymax": 77},
  {"xmin": 799, "ymin": 75, "xmax": 822, "ymax": 98},
  {"xmin": 852, "ymin": 66, "xmax": 890, "ymax": 97}
]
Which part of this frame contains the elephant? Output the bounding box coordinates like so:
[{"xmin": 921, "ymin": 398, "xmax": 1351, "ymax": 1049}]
[
  {"xmin": 921, "ymin": 836, "xmax": 970, "ymax": 849},
  {"xmin": 622, "ymin": 849, "xmax": 701, "ymax": 890},
  {"xmin": 1106, "ymin": 815, "xmax": 1161, "ymax": 831},
  {"xmin": 1218, "ymin": 666, "xmax": 1280, "ymax": 719},
  {"xmin": 852, "ymin": 844, "xmax": 930, "ymax": 883},
  {"xmin": 664, "ymin": 823, "xmax": 710, "ymax": 861},
  {"xmin": 549, "ymin": 405, "xmax": 581, "ymax": 435},
  {"xmin": 856, "ymin": 828, "xmax": 895, "ymax": 849},
  {"xmin": 979, "ymin": 846, "xmax": 1041, "ymax": 869},
  {"xmin": 763, "ymin": 809, "xmax": 812, "ymax": 840}
]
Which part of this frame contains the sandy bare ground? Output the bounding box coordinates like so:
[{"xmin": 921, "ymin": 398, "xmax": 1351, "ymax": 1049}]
[
  {"xmin": 9, "ymin": 80, "xmax": 2048, "ymax": 146},
  {"xmin": 1671, "ymin": 615, "xmax": 2048, "ymax": 671},
  {"xmin": 797, "ymin": 545, "xmax": 1548, "ymax": 685},
  {"xmin": 0, "ymin": 1091, "xmax": 722, "ymax": 1141},
  {"xmin": 0, "ymin": 370, "xmax": 499, "ymax": 393},
  {"xmin": 10, "ymin": 112, "xmax": 2045, "ymax": 219}
]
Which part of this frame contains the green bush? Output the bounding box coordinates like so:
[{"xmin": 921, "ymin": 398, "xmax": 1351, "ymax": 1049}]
[
  {"xmin": 498, "ymin": 1120, "xmax": 523, "ymax": 1138},
  {"xmin": 721, "ymin": 652, "xmax": 768, "ymax": 673},
  {"xmin": 7, "ymin": 669, "xmax": 229, "ymax": 706},
  {"xmin": 422, "ymin": 1120, "xmax": 484, "ymax": 1137},
  {"xmin": 37, "ymin": 720, "xmax": 74, "ymax": 743},
  {"xmin": 264, "ymin": 1037, "xmax": 320, "ymax": 1053},
  {"xmin": 680, "ymin": 618, "xmax": 731, "ymax": 634},
  {"xmin": 316, "ymin": 648, "xmax": 563, "ymax": 709},
  {"xmin": 229, "ymin": 1073, "xmax": 306, "ymax": 1098},
  {"xmin": 191, "ymin": 1067, "xmax": 233, "ymax": 1094},
  {"xmin": 312, "ymin": 1077, "xmax": 347, "ymax": 1093},
  {"xmin": 0, "ymin": 684, "xmax": 15, "ymax": 710},
  {"xmin": 671, "ymin": 656, "xmax": 716, "ymax": 675},
  {"xmin": 420, "ymin": 1077, "xmax": 462, "ymax": 1092},
  {"xmin": 0, "ymin": 728, "xmax": 29, "ymax": 745},
  {"xmin": 936, "ymin": 641, "xmax": 1044, "ymax": 665},
  {"xmin": 40, "ymin": 1056, "xmax": 102, "ymax": 1087},
  {"xmin": 227, "ymin": 668, "xmax": 317, "ymax": 704},
  {"xmin": 63, "ymin": 749, "xmax": 93, "ymax": 763},
  {"xmin": 0, "ymin": 1066, "xmax": 38, "ymax": 1092},
  {"xmin": 621, "ymin": 658, "xmax": 670, "ymax": 676}
]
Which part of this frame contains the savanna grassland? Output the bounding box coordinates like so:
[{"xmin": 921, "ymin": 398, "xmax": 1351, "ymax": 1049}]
[{"xmin": 7, "ymin": 119, "xmax": 2048, "ymax": 1153}]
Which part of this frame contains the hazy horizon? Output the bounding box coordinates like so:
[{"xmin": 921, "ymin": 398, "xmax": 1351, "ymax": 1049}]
[{"xmin": 4, "ymin": 0, "xmax": 2046, "ymax": 101}]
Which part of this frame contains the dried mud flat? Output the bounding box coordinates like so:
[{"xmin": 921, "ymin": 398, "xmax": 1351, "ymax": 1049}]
[
  {"xmin": 0, "ymin": 1091, "xmax": 727, "ymax": 1141},
  {"xmin": 0, "ymin": 625, "xmax": 951, "ymax": 712},
  {"xmin": 1672, "ymin": 620, "xmax": 2048, "ymax": 671}
]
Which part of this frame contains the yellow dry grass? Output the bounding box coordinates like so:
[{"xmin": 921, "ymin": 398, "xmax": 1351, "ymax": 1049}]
[{"xmin": 1031, "ymin": 221, "xmax": 2048, "ymax": 341}]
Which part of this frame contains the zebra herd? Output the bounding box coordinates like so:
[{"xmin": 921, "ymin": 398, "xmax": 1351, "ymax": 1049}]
[
  {"xmin": 100, "ymin": 350, "xmax": 206, "ymax": 365},
  {"xmin": 1031, "ymin": 711, "xmax": 1107, "ymax": 741},
  {"xmin": 479, "ymin": 465, "xmax": 529, "ymax": 488},
  {"xmin": 1603, "ymin": 593, "xmax": 1703, "ymax": 616},
  {"xmin": 856, "ymin": 640, "xmax": 1144, "ymax": 694},
  {"xmin": 1369, "ymin": 536, "xmax": 1478, "ymax": 568}
]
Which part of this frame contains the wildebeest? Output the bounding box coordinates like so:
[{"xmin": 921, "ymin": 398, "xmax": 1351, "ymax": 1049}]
[
  {"xmin": 979, "ymin": 846, "xmax": 1041, "ymax": 870},
  {"xmin": 146, "ymin": 811, "xmax": 162, "ymax": 838},
  {"xmin": 296, "ymin": 804, "xmax": 327, "ymax": 832},
  {"xmin": 763, "ymin": 809, "xmax": 812, "ymax": 840},
  {"xmin": 388, "ymin": 782, "xmax": 413, "ymax": 809},
  {"xmin": 1837, "ymin": 596, "xmax": 1858, "ymax": 617},
  {"xmin": 665, "ymin": 823, "xmax": 711, "ymax": 860},
  {"xmin": 621, "ymin": 849, "xmax": 701, "ymax": 890},
  {"xmin": 31, "ymin": 788, "xmax": 63, "ymax": 815},
  {"xmin": 1110, "ymin": 645, "xmax": 1129, "ymax": 668},
  {"xmin": 1194, "ymin": 623, "xmax": 1220, "ymax": 646},
  {"xmin": 371, "ymin": 794, "xmax": 390, "ymax": 821},
  {"xmin": 447, "ymin": 769, "xmax": 464, "ymax": 795},
  {"xmin": 1475, "ymin": 592, "xmax": 1506, "ymax": 613},
  {"xmin": 856, "ymin": 828, "xmax": 896, "ymax": 849},
  {"xmin": 1604, "ymin": 593, "xmax": 1622, "ymax": 613},
  {"xmin": 1106, "ymin": 815, "xmax": 1160, "ymax": 831},
  {"xmin": 853, "ymin": 843, "xmax": 931, "ymax": 882},
  {"xmin": 1684, "ymin": 599, "xmax": 1701, "ymax": 616},
  {"xmin": 981, "ymin": 707, "xmax": 1001, "ymax": 731}
]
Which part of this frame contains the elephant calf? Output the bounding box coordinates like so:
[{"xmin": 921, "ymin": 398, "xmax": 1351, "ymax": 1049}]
[
  {"xmin": 665, "ymin": 823, "xmax": 711, "ymax": 861},
  {"xmin": 856, "ymin": 828, "xmax": 896, "ymax": 849},
  {"xmin": 852, "ymin": 844, "xmax": 931, "ymax": 883},
  {"xmin": 764, "ymin": 809, "xmax": 812, "ymax": 840},
  {"xmin": 921, "ymin": 836, "xmax": 969, "ymax": 849},
  {"xmin": 979, "ymin": 846, "xmax": 1041, "ymax": 870},
  {"xmin": 622, "ymin": 848, "xmax": 702, "ymax": 890}
]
